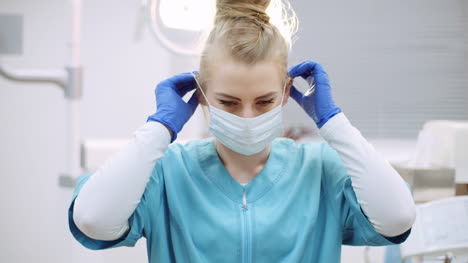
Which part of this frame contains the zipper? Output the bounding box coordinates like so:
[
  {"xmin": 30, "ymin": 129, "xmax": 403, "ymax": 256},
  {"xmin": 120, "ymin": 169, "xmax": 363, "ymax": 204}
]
[
  {"xmin": 241, "ymin": 187, "xmax": 251, "ymax": 263},
  {"xmin": 242, "ymin": 187, "xmax": 249, "ymax": 210}
]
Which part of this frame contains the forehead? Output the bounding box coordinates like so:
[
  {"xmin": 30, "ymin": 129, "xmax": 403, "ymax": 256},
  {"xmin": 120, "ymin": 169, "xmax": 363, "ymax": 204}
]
[{"xmin": 207, "ymin": 59, "xmax": 284, "ymax": 96}]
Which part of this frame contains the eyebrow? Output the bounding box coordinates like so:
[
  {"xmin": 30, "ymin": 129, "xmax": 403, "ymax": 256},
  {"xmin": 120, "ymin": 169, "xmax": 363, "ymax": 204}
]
[{"xmin": 215, "ymin": 91, "xmax": 278, "ymax": 101}]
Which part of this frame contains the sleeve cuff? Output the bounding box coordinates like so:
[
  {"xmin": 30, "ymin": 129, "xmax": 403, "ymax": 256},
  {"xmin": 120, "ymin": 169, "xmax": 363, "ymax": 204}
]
[
  {"xmin": 67, "ymin": 173, "xmax": 141, "ymax": 250},
  {"xmin": 143, "ymin": 121, "xmax": 172, "ymax": 145},
  {"xmin": 318, "ymin": 112, "xmax": 352, "ymax": 140}
]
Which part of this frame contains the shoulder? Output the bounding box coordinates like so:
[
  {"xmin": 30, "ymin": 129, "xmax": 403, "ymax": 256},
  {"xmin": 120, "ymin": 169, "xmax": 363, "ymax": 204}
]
[
  {"xmin": 272, "ymin": 137, "xmax": 344, "ymax": 170},
  {"xmin": 289, "ymin": 138, "xmax": 348, "ymax": 187},
  {"xmin": 162, "ymin": 138, "xmax": 214, "ymax": 157},
  {"xmin": 319, "ymin": 141, "xmax": 346, "ymax": 171},
  {"xmin": 273, "ymin": 137, "xmax": 323, "ymax": 152},
  {"xmin": 155, "ymin": 138, "xmax": 215, "ymax": 171},
  {"xmin": 317, "ymin": 141, "xmax": 349, "ymax": 194},
  {"xmin": 272, "ymin": 138, "xmax": 336, "ymax": 160}
]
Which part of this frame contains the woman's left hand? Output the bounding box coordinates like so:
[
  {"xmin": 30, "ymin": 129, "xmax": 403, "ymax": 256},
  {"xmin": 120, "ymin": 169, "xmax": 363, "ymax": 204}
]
[{"xmin": 288, "ymin": 60, "xmax": 342, "ymax": 128}]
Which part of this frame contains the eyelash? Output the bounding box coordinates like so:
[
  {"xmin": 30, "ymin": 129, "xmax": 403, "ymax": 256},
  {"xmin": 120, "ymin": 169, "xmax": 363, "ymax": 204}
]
[
  {"xmin": 258, "ymin": 99, "xmax": 274, "ymax": 105},
  {"xmin": 219, "ymin": 100, "xmax": 237, "ymax": 106},
  {"xmin": 218, "ymin": 99, "xmax": 274, "ymax": 106}
]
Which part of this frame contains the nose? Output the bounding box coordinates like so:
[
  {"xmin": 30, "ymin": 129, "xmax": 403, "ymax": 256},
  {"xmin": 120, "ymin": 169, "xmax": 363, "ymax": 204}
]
[{"xmin": 238, "ymin": 105, "xmax": 257, "ymax": 118}]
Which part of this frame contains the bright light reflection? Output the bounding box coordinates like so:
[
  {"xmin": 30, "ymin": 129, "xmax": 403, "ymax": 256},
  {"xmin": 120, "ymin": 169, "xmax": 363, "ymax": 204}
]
[{"xmin": 159, "ymin": 0, "xmax": 216, "ymax": 31}]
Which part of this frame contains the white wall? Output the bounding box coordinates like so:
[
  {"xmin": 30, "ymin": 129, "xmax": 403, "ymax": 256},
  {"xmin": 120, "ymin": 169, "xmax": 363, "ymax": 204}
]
[
  {"xmin": 1, "ymin": 0, "xmax": 466, "ymax": 263},
  {"xmin": 0, "ymin": 0, "xmax": 172, "ymax": 262},
  {"xmin": 286, "ymin": 0, "xmax": 468, "ymax": 139}
]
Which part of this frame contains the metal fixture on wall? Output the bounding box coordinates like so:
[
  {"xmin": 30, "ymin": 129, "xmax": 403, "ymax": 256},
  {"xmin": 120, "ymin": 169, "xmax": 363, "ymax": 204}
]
[{"xmin": 0, "ymin": 0, "xmax": 83, "ymax": 188}]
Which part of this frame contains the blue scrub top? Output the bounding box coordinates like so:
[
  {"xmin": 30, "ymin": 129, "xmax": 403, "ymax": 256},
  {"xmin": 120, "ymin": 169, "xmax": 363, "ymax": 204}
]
[{"xmin": 68, "ymin": 138, "xmax": 411, "ymax": 263}]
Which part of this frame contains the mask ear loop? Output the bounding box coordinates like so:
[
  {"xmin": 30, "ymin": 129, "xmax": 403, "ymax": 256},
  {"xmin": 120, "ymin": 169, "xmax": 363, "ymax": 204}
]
[{"xmin": 191, "ymin": 72, "xmax": 210, "ymax": 106}]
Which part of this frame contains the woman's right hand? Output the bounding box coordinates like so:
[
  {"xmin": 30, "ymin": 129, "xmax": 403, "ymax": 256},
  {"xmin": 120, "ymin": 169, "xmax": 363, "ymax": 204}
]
[{"xmin": 146, "ymin": 72, "xmax": 199, "ymax": 142}]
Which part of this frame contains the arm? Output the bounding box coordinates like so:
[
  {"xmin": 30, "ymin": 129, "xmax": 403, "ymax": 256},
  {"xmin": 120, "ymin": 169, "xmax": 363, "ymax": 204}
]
[
  {"xmin": 73, "ymin": 72, "xmax": 199, "ymax": 241},
  {"xmin": 319, "ymin": 112, "xmax": 415, "ymax": 237},
  {"xmin": 289, "ymin": 61, "xmax": 416, "ymax": 237},
  {"xmin": 73, "ymin": 122, "xmax": 171, "ymax": 240}
]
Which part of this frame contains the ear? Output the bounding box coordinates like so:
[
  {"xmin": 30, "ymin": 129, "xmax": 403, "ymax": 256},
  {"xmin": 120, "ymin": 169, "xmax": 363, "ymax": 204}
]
[{"xmin": 282, "ymin": 76, "xmax": 294, "ymax": 106}]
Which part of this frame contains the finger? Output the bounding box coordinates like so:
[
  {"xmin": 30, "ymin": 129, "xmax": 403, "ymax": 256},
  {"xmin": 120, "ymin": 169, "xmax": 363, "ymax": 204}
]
[
  {"xmin": 169, "ymin": 72, "xmax": 198, "ymax": 96},
  {"xmin": 154, "ymin": 73, "xmax": 197, "ymax": 104},
  {"xmin": 289, "ymin": 85, "xmax": 303, "ymax": 103},
  {"xmin": 287, "ymin": 61, "xmax": 307, "ymax": 78},
  {"xmin": 311, "ymin": 64, "xmax": 330, "ymax": 86},
  {"xmin": 187, "ymin": 92, "xmax": 199, "ymax": 112},
  {"xmin": 164, "ymin": 72, "xmax": 195, "ymax": 87},
  {"xmin": 288, "ymin": 60, "xmax": 317, "ymax": 78},
  {"xmin": 290, "ymin": 61, "xmax": 331, "ymax": 88}
]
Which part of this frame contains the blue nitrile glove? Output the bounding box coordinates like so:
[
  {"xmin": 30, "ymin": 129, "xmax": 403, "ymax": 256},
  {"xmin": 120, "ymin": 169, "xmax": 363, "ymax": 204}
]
[
  {"xmin": 146, "ymin": 72, "xmax": 199, "ymax": 142},
  {"xmin": 288, "ymin": 61, "xmax": 342, "ymax": 128}
]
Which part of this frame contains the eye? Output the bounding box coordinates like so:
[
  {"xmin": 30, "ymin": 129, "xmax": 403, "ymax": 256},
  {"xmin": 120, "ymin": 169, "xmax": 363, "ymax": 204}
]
[
  {"xmin": 219, "ymin": 100, "xmax": 237, "ymax": 106},
  {"xmin": 257, "ymin": 98, "xmax": 274, "ymax": 105}
]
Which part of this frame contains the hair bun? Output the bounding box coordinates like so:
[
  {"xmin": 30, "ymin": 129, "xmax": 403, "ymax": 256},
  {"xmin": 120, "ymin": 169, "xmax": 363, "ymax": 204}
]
[{"xmin": 215, "ymin": 0, "xmax": 271, "ymax": 25}]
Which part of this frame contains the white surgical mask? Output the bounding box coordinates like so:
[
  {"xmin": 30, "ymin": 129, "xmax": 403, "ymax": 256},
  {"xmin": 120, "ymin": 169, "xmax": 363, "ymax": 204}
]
[{"xmin": 191, "ymin": 72, "xmax": 286, "ymax": 155}]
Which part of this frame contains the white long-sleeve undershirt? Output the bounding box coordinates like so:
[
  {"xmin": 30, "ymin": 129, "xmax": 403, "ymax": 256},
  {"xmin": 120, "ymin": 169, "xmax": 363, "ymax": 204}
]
[
  {"xmin": 72, "ymin": 121, "xmax": 171, "ymax": 241},
  {"xmin": 319, "ymin": 112, "xmax": 416, "ymax": 237},
  {"xmin": 72, "ymin": 114, "xmax": 415, "ymax": 241}
]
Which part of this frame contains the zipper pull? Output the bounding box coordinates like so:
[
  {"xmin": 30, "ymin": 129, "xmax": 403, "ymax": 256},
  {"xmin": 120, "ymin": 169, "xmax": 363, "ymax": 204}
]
[{"xmin": 242, "ymin": 187, "xmax": 248, "ymax": 210}]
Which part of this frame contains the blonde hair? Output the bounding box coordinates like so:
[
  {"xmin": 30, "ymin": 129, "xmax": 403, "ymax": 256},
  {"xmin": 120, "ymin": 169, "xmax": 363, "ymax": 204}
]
[{"xmin": 198, "ymin": 0, "xmax": 298, "ymax": 88}]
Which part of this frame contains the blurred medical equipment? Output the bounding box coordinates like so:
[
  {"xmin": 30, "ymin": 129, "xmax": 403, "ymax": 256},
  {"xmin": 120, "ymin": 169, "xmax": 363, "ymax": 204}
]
[
  {"xmin": 2, "ymin": 0, "xmax": 212, "ymax": 187},
  {"xmin": 394, "ymin": 166, "xmax": 456, "ymax": 204},
  {"xmin": 399, "ymin": 196, "xmax": 468, "ymax": 263},
  {"xmin": 410, "ymin": 121, "xmax": 468, "ymax": 175},
  {"xmin": 0, "ymin": 15, "xmax": 22, "ymax": 55},
  {"xmin": 392, "ymin": 120, "xmax": 468, "ymax": 203},
  {"xmin": 391, "ymin": 121, "xmax": 468, "ymax": 263},
  {"xmin": 370, "ymin": 121, "xmax": 468, "ymax": 263},
  {"xmin": 136, "ymin": 0, "xmax": 209, "ymax": 146},
  {"xmin": 281, "ymin": 125, "xmax": 315, "ymax": 141},
  {"xmin": 136, "ymin": 0, "xmax": 296, "ymax": 56},
  {"xmin": 0, "ymin": 0, "xmax": 84, "ymax": 187},
  {"xmin": 134, "ymin": 0, "xmax": 215, "ymax": 56}
]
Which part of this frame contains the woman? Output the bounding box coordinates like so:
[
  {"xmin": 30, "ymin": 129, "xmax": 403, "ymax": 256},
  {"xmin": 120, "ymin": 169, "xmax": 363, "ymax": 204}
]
[{"xmin": 69, "ymin": 0, "xmax": 416, "ymax": 262}]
